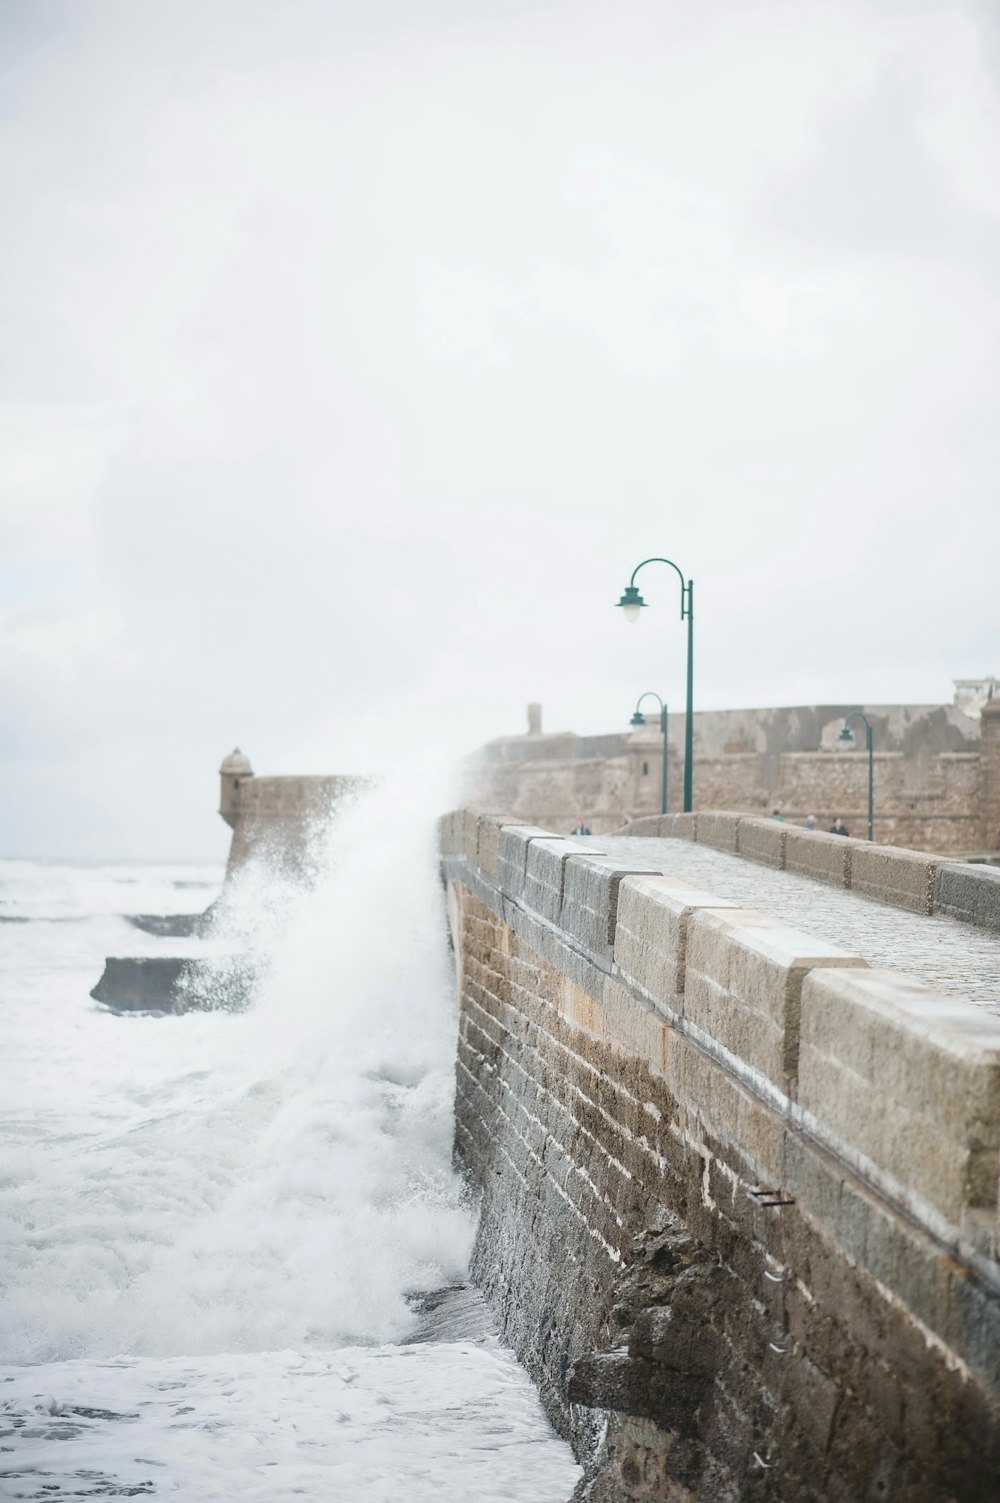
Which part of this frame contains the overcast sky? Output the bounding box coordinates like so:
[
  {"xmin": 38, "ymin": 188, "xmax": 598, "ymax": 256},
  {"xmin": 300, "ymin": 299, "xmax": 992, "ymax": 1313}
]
[{"xmin": 2, "ymin": 0, "xmax": 998, "ymax": 859}]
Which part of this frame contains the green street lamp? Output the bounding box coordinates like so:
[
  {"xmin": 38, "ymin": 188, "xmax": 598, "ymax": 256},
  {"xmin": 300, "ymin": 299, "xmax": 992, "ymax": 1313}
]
[
  {"xmin": 630, "ymin": 693, "xmax": 669, "ymax": 815},
  {"xmin": 617, "ymin": 558, "xmax": 694, "ymax": 812},
  {"xmin": 837, "ymin": 711, "xmax": 874, "ymax": 841}
]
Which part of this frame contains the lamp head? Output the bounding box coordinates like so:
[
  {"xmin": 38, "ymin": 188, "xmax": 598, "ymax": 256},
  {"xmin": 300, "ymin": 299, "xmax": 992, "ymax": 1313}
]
[
  {"xmin": 837, "ymin": 726, "xmax": 855, "ymax": 745},
  {"xmin": 630, "ymin": 710, "xmax": 646, "ymax": 728},
  {"xmin": 616, "ymin": 584, "xmax": 646, "ymax": 623}
]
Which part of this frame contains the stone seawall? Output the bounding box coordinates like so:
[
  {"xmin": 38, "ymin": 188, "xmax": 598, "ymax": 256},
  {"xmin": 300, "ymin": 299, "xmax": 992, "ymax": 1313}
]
[
  {"xmin": 440, "ymin": 810, "xmax": 1000, "ymax": 1501},
  {"xmin": 223, "ymin": 774, "xmax": 363, "ymax": 875}
]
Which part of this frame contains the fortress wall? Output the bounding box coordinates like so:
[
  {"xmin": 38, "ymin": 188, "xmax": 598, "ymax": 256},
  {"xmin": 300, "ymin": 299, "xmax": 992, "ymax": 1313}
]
[
  {"xmin": 470, "ymin": 704, "xmax": 988, "ymax": 854},
  {"xmin": 224, "ymin": 775, "xmax": 363, "ymax": 874},
  {"xmin": 441, "ymin": 810, "xmax": 1000, "ymax": 1502}
]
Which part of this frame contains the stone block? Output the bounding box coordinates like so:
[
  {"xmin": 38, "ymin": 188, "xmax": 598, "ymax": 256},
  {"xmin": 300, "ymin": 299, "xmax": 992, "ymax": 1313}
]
[
  {"xmin": 934, "ymin": 863, "xmax": 1000, "ymax": 933},
  {"xmin": 684, "ymin": 909, "xmax": 865, "ymax": 1089},
  {"xmin": 799, "ymin": 968, "xmax": 1000, "ymax": 1228},
  {"xmin": 461, "ymin": 808, "xmax": 481, "ymax": 866},
  {"xmin": 784, "ymin": 827, "xmax": 851, "ymax": 887},
  {"xmin": 613, "ymin": 874, "xmax": 737, "ymax": 1007},
  {"xmin": 476, "ymin": 816, "xmax": 506, "ymax": 879},
  {"xmin": 561, "ymin": 855, "xmax": 664, "ymax": 961},
  {"xmin": 523, "ymin": 837, "xmax": 600, "ymax": 924},
  {"xmin": 601, "ymin": 975, "xmax": 670, "ymax": 1073},
  {"xmin": 496, "ymin": 825, "xmax": 552, "ymax": 903},
  {"xmin": 736, "ymin": 817, "xmax": 787, "ymax": 869},
  {"xmin": 695, "ymin": 811, "xmax": 741, "ymax": 852},
  {"xmin": 609, "ymin": 815, "xmax": 660, "ymax": 837},
  {"xmin": 849, "ymin": 843, "xmax": 939, "ymax": 915},
  {"xmin": 438, "ymin": 809, "xmax": 463, "ymax": 856},
  {"xmin": 559, "ymin": 974, "xmax": 605, "ymax": 1035},
  {"xmin": 607, "ymin": 813, "xmax": 698, "ymax": 841},
  {"xmin": 665, "ymin": 1032, "xmax": 787, "ymax": 1186}
]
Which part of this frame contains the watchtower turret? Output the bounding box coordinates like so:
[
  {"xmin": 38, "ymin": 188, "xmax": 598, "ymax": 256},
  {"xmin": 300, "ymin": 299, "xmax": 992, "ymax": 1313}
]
[{"xmin": 219, "ymin": 748, "xmax": 253, "ymax": 829}]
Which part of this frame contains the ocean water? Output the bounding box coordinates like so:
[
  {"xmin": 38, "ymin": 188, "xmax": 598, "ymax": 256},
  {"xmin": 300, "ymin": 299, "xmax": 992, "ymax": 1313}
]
[{"xmin": 0, "ymin": 784, "xmax": 580, "ymax": 1500}]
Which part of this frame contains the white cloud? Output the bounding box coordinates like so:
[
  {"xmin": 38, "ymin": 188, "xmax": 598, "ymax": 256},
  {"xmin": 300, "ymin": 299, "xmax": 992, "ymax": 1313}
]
[{"xmin": 0, "ymin": 0, "xmax": 997, "ymax": 855}]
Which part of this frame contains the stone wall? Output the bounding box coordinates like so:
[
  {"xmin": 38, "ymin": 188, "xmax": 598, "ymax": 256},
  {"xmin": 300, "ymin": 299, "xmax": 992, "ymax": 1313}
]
[
  {"xmin": 222, "ymin": 773, "xmax": 365, "ymax": 875},
  {"xmin": 469, "ymin": 701, "xmax": 995, "ymax": 855},
  {"xmin": 440, "ymin": 810, "xmax": 1000, "ymax": 1501}
]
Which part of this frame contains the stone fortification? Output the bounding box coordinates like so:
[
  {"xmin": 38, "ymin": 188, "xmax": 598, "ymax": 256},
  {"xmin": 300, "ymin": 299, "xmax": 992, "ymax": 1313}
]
[
  {"xmin": 470, "ymin": 691, "xmax": 999, "ymax": 856},
  {"xmin": 218, "ymin": 748, "xmax": 364, "ymax": 874},
  {"xmin": 440, "ymin": 809, "xmax": 1000, "ymax": 1501}
]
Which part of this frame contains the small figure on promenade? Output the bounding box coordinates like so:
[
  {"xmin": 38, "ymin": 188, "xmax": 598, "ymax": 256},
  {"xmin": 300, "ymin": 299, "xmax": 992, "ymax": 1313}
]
[
  {"xmin": 829, "ymin": 817, "xmax": 850, "ymax": 836},
  {"xmin": 803, "ymin": 815, "xmax": 817, "ymax": 830},
  {"xmin": 771, "ymin": 809, "xmax": 784, "ymax": 822},
  {"xmin": 571, "ymin": 816, "xmax": 592, "ymax": 836}
]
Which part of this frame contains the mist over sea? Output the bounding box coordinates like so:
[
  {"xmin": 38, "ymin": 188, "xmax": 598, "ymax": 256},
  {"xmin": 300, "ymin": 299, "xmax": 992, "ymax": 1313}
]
[{"xmin": 0, "ymin": 783, "xmax": 579, "ymax": 1500}]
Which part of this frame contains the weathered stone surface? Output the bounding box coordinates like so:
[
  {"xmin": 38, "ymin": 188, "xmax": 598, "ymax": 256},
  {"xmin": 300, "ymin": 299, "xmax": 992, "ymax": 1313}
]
[
  {"xmin": 617, "ymin": 814, "xmax": 699, "ymax": 840},
  {"xmin": 523, "ymin": 837, "xmax": 596, "ymax": 923},
  {"xmin": 438, "ymin": 810, "xmax": 463, "ymax": 856},
  {"xmin": 849, "ymin": 841, "xmax": 939, "ymax": 914},
  {"xmin": 561, "ymin": 855, "xmax": 663, "ymax": 960},
  {"xmin": 694, "ymin": 812, "xmax": 740, "ymax": 853},
  {"xmin": 476, "ymin": 815, "xmax": 506, "ymax": 879},
  {"xmin": 444, "ymin": 825, "xmax": 1000, "ymax": 1503},
  {"xmin": 496, "ymin": 825, "xmax": 551, "ymax": 902},
  {"xmin": 799, "ymin": 967, "xmax": 1000, "ymax": 1229},
  {"xmin": 934, "ymin": 861, "xmax": 1000, "ymax": 932},
  {"xmin": 683, "ymin": 908, "xmax": 865, "ymax": 1087},
  {"xmin": 734, "ymin": 816, "xmax": 786, "ymax": 868},
  {"xmin": 665, "ymin": 1030, "xmax": 787, "ymax": 1188},
  {"xmin": 461, "ymin": 808, "xmax": 481, "ymax": 867},
  {"xmin": 613, "ymin": 875, "xmax": 736, "ymax": 1005},
  {"xmin": 567, "ymin": 1351, "xmax": 711, "ymax": 1422},
  {"xmin": 784, "ymin": 825, "xmax": 851, "ymax": 886}
]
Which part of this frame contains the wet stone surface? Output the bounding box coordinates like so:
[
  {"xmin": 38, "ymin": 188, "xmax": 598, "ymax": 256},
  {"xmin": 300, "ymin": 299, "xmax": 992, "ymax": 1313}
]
[{"xmin": 596, "ymin": 836, "xmax": 1000, "ymax": 1013}]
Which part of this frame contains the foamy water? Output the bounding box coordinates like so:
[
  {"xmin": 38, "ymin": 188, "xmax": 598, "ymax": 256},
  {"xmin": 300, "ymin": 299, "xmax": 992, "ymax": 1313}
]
[{"xmin": 0, "ymin": 783, "xmax": 580, "ymax": 1500}]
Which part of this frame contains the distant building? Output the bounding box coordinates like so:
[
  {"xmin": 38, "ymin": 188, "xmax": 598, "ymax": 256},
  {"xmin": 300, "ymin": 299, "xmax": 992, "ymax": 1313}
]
[{"xmin": 467, "ymin": 684, "xmax": 1000, "ymax": 856}]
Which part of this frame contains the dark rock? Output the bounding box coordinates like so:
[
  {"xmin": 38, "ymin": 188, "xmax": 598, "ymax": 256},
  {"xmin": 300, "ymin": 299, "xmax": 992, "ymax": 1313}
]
[
  {"xmin": 90, "ymin": 953, "xmax": 253, "ymax": 1014},
  {"xmin": 567, "ymin": 1351, "xmax": 710, "ymax": 1424},
  {"xmin": 91, "ymin": 957, "xmax": 191, "ymax": 1013},
  {"xmin": 125, "ymin": 914, "xmax": 206, "ymax": 938}
]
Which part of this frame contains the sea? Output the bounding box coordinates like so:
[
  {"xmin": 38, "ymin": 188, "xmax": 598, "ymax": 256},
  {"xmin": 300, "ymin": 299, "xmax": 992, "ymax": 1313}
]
[{"xmin": 0, "ymin": 781, "xmax": 580, "ymax": 1501}]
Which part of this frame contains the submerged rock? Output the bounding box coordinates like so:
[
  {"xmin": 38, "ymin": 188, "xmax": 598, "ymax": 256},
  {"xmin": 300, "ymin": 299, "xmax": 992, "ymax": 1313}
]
[
  {"xmin": 91, "ymin": 953, "xmax": 253, "ymax": 1015},
  {"xmin": 125, "ymin": 914, "xmax": 206, "ymax": 939},
  {"xmin": 91, "ymin": 957, "xmax": 192, "ymax": 1013}
]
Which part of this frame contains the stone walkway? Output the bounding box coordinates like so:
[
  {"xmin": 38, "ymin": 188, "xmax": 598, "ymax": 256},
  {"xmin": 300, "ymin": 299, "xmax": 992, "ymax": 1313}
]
[{"xmin": 594, "ymin": 836, "xmax": 1000, "ymax": 1015}]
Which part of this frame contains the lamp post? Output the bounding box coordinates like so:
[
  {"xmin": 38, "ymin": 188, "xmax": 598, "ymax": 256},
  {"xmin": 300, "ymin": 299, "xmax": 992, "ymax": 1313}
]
[
  {"xmin": 837, "ymin": 711, "xmax": 874, "ymax": 841},
  {"xmin": 616, "ymin": 558, "xmax": 694, "ymax": 812},
  {"xmin": 630, "ymin": 693, "xmax": 669, "ymax": 815}
]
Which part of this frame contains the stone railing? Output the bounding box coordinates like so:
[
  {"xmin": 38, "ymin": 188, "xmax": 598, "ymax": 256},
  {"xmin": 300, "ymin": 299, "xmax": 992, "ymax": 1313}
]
[
  {"xmin": 619, "ymin": 810, "xmax": 1000, "ymax": 928},
  {"xmin": 440, "ymin": 808, "xmax": 1000, "ymax": 1502}
]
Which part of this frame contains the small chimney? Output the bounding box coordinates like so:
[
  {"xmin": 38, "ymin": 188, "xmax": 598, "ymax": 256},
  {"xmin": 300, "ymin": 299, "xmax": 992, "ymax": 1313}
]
[{"xmin": 527, "ymin": 702, "xmax": 543, "ymax": 736}]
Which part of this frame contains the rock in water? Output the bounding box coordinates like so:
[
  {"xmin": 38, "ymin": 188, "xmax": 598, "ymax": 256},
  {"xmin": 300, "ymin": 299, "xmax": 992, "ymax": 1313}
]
[
  {"xmin": 125, "ymin": 914, "xmax": 206, "ymax": 938},
  {"xmin": 91, "ymin": 957, "xmax": 192, "ymax": 1013}
]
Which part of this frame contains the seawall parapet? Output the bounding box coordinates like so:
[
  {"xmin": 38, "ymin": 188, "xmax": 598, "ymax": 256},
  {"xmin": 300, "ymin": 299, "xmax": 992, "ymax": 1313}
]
[
  {"xmin": 219, "ymin": 748, "xmax": 364, "ymax": 875},
  {"xmin": 440, "ymin": 807, "xmax": 1000, "ymax": 1501}
]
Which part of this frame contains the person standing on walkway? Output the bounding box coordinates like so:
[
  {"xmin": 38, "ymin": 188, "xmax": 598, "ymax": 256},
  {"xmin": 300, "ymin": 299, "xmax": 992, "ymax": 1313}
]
[
  {"xmin": 829, "ymin": 817, "xmax": 849, "ymax": 836},
  {"xmin": 803, "ymin": 815, "xmax": 817, "ymax": 830}
]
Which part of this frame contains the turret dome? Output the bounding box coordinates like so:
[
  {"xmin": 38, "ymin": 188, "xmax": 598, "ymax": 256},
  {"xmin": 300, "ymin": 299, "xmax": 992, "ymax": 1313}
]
[{"xmin": 220, "ymin": 748, "xmax": 253, "ymax": 776}]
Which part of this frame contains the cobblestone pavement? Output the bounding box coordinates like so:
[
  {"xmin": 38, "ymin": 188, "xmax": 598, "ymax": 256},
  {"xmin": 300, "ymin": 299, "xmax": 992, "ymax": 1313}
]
[{"xmin": 593, "ymin": 836, "xmax": 1000, "ymax": 1015}]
